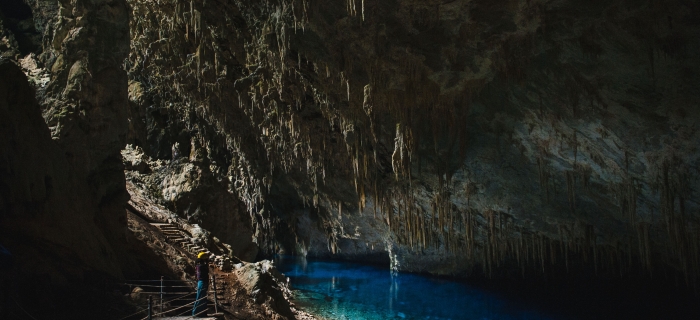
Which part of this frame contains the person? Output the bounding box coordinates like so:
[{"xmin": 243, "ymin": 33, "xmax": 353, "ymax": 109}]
[
  {"xmin": 192, "ymin": 251, "xmax": 209, "ymax": 317},
  {"xmin": 0, "ymin": 245, "xmax": 13, "ymax": 318}
]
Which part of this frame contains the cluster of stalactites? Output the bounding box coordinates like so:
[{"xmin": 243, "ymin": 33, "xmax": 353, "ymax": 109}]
[
  {"xmin": 654, "ymin": 157, "xmax": 699, "ymax": 286},
  {"xmin": 535, "ymin": 134, "xmax": 700, "ymax": 284},
  {"xmin": 345, "ymin": 0, "xmax": 367, "ymax": 21},
  {"xmin": 125, "ymin": 0, "xmax": 310, "ymax": 250},
  {"xmin": 307, "ymin": 0, "xmax": 700, "ymax": 285},
  {"xmin": 126, "ymin": 0, "xmax": 700, "ymax": 285},
  {"xmin": 370, "ymin": 147, "xmax": 700, "ymax": 284}
]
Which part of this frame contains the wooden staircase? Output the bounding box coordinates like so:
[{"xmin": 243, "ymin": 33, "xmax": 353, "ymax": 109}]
[{"xmin": 151, "ymin": 223, "xmax": 211, "ymax": 257}]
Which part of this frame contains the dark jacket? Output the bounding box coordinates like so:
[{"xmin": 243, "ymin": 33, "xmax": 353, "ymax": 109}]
[{"xmin": 195, "ymin": 261, "xmax": 209, "ymax": 282}]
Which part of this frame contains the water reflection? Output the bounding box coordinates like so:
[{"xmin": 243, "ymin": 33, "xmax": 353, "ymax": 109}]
[
  {"xmin": 276, "ymin": 256, "xmax": 558, "ymax": 320},
  {"xmin": 296, "ymin": 255, "xmax": 308, "ymax": 271}
]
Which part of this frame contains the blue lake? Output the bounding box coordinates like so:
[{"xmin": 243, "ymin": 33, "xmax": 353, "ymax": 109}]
[{"xmin": 275, "ymin": 257, "xmax": 562, "ymax": 320}]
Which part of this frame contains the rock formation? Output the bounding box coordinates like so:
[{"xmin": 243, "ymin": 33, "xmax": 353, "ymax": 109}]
[
  {"xmin": 1, "ymin": 0, "xmax": 135, "ymax": 316},
  {"xmin": 120, "ymin": 0, "xmax": 700, "ymax": 284},
  {"xmin": 1, "ymin": 0, "xmax": 699, "ymax": 317}
]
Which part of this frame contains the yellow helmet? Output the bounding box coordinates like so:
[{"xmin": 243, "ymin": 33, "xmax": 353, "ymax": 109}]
[{"xmin": 197, "ymin": 252, "xmax": 208, "ymax": 260}]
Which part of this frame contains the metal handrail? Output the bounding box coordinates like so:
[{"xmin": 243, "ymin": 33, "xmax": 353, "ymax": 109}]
[
  {"xmin": 10, "ymin": 296, "xmax": 40, "ymax": 320},
  {"xmin": 118, "ymin": 275, "xmax": 220, "ymax": 319},
  {"xmin": 118, "ymin": 283, "xmax": 193, "ymax": 288},
  {"xmin": 130, "ymin": 291, "xmax": 194, "ymax": 295},
  {"xmin": 117, "ymin": 306, "xmax": 149, "ymax": 320},
  {"xmin": 150, "ymin": 295, "xmax": 207, "ymax": 317},
  {"xmin": 123, "ymin": 279, "xmax": 190, "ymax": 282},
  {"xmin": 158, "ymin": 291, "xmax": 197, "ymax": 306}
]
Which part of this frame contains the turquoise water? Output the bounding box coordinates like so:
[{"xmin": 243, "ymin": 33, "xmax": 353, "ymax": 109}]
[{"xmin": 276, "ymin": 257, "xmax": 559, "ymax": 320}]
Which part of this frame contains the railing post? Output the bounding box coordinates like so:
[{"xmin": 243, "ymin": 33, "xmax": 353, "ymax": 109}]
[
  {"xmin": 147, "ymin": 295, "xmax": 152, "ymax": 320},
  {"xmin": 212, "ymin": 275, "xmax": 218, "ymax": 314},
  {"xmin": 160, "ymin": 276, "xmax": 164, "ymax": 314}
]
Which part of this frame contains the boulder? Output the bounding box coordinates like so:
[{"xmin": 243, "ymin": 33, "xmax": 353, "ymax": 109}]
[{"xmin": 235, "ymin": 260, "xmax": 294, "ymax": 319}]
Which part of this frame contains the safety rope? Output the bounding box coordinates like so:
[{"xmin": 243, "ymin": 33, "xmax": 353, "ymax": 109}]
[
  {"xmin": 123, "ymin": 279, "xmax": 188, "ymax": 282},
  {"xmin": 172, "ymin": 296, "xmax": 210, "ymax": 318},
  {"xmin": 118, "ymin": 283, "xmax": 193, "ymax": 288},
  {"xmin": 194, "ymin": 308, "xmax": 209, "ymax": 317},
  {"xmin": 147, "ymin": 295, "xmax": 208, "ymax": 318},
  {"xmin": 117, "ymin": 277, "xmax": 215, "ymax": 319},
  {"xmin": 174, "ymin": 304, "xmax": 195, "ymax": 317},
  {"xmin": 116, "ymin": 306, "xmax": 148, "ymax": 320},
  {"xmin": 10, "ymin": 296, "xmax": 39, "ymax": 320},
  {"xmin": 116, "ymin": 288, "xmax": 194, "ymax": 320},
  {"xmin": 2, "ymin": 279, "xmax": 208, "ymax": 320},
  {"xmin": 130, "ymin": 291, "xmax": 194, "ymax": 295},
  {"xmin": 160, "ymin": 291, "xmax": 196, "ymax": 305}
]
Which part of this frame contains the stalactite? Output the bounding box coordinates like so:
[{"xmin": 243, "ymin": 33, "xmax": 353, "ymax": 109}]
[
  {"xmin": 566, "ymin": 171, "xmax": 575, "ymax": 214},
  {"xmin": 124, "ymin": 0, "xmax": 700, "ymax": 285},
  {"xmin": 373, "ymin": 180, "xmax": 378, "ymax": 219},
  {"xmin": 362, "ymin": 0, "xmax": 366, "ymax": 21},
  {"xmin": 537, "ymin": 156, "xmax": 550, "ymax": 201}
]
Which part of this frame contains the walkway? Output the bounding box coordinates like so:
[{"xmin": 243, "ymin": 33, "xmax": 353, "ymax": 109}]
[
  {"xmin": 150, "ymin": 223, "xmax": 211, "ymax": 256},
  {"xmin": 157, "ymin": 316, "xmax": 219, "ymax": 319}
]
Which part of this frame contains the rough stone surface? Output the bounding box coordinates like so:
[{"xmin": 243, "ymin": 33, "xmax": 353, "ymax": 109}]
[
  {"xmin": 123, "ymin": 145, "xmax": 259, "ymax": 261},
  {"xmin": 0, "ymin": 0, "xmax": 134, "ymax": 317},
  {"xmin": 3, "ymin": 1, "xmax": 700, "ymax": 312},
  {"xmin": 124, "ymin": 199, "xmax": 314, "ymax": 319},
  {"xmin": 234, "ymin": 260, "xmax": 295, "ymax": 319},
  {"xmin": 121, "ymin": 0, "xmax": 700, "ymax": 285}
]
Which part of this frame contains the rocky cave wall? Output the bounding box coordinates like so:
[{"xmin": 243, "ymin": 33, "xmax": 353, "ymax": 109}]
[
  {"xmin": 122, "ymin": 0, "xmax": 700, "ymax": 284},
  {"xmin": 3, "ymin": 0, "xmax": 700, "ymax": 292},
  {"xmin": 0, "ymin": 0, "xmax": 142, "ymax": 314}
]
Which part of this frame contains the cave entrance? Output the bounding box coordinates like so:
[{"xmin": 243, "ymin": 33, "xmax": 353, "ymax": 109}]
[{"xmin": 0, "ymin": 0, "xmax": 40, "ymax": 55}]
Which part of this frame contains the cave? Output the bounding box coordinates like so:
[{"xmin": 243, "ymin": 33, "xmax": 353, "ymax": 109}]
[
  {"xmin": 1, "ymin": 0, "xmax": 700, "ymax": 319},
  {"xmin": 0, "ymin": 0, "xmax": 39, "ymax": 55}
]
